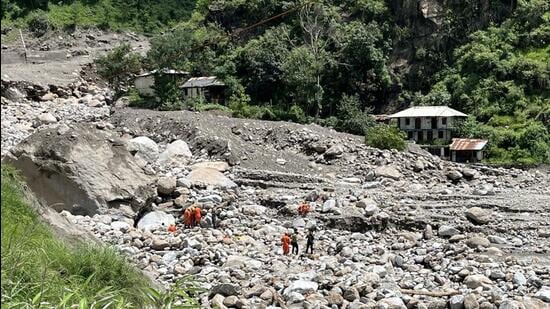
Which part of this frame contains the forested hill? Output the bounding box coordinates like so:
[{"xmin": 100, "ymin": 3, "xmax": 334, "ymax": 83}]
[{"xmin": 2, "ymin": 0, "xmax": 549, "ymax": 165}]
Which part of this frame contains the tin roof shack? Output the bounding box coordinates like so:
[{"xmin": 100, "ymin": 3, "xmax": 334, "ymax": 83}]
[
  {"xmin": 450, "ymin": 138, "xmax": 488, "ymax": 163},
  {"xmin": 134, "ymin": 69, "xmax": 189, "ymax": 97},
  {"xmin": 180, "ymin": 76, "xmax": 227, "ymax": 105}
]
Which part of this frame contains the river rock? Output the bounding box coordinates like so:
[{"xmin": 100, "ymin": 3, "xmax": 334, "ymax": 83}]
[
  {"xmin": 191, "ymin": 161, "xmax": 229, "ymax": 172},
  {"xmin": 464, "ymin": 274, "xmax": 492, "ymax": 289},
  {"xmin": 375, "ymin": 165, "xmax": 402, "ymax": 180},
  {"xmin": 186, "ymin": 167, "xmax": 237, "ymax": 189},
  {"xmin": 535, "ymin": 286, "xmax": 550, "ymax": 302},
  {"xmin": 38, "ymin": 112, "xmax": 57, "ymax": 124},
  {"xmin": 212, "ymin": 283, "xmax": 240, "ymax": 297},
  {"xmin": 450, "ymin": 295, "xmax": 465, "ymax": 309},
  {"xmin": 439, "ymin": 225, "xmax": 460, "ymax": 237},
  {"xmin": 157, "ymin": 176, "xmax": 177, "ymax": 195},
  {"xmin": 466, "ymin": 207, "xmax": 492, "ymax": 224},
  {"xmin": 284, "ymin": 280, "xmax": 318, "ymax": 296},
  {"xmin": 158, "ymin": 140, "xmax": 192, "ymax": 167},
  {"xmin": 137, "ymin": 211, "xmax": 175, "ymax": 231},
  {"xmin": 127, "ymin": 136, "xmax": 159, "ymax": 163}
]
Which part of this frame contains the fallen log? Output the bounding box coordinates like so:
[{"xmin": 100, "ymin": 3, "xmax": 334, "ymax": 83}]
[{"xmin": 400, "ymin": 288, "xmax": 460, "ymax": 297}]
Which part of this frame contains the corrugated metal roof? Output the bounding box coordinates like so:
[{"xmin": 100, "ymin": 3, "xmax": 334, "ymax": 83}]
[
  {"xmin": 450, "ymin": 138, "xmax": 488, "ymax": 151},
  {"xmin": 136, "ymin": 69, "xmax": 189, "ymax": 77},
  {"xmin": 181, "ymin": 76, "xmax": 225, "ymax": 88},
  {"xmin": 388, "ymin": 106, "xmax": 468, "ymax": 118}
]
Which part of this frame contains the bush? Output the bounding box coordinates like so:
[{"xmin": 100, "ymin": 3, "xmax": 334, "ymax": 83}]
[
  {"xmin": 26, "ymin": 10, "xmax": 49, "ymax": 37},
  {"xmin": 365, "ymin": 124, "xmax": 407, "ymax": 150},
  {"xmin": 95, "ymin": 44, "xmax": 142, "ymax": 97},
  {"xmin": 336, "ymin": 94, "xmax": 375, "ymax": 135}
]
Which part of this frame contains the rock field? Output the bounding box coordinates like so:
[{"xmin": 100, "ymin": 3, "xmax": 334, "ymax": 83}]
[{"xmin": 1, "ymin": 77, "xmax": 550, "ymax": 309}]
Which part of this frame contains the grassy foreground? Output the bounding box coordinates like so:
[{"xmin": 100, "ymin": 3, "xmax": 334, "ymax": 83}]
[{"xmin": 1, "ymin": 165, "xmax": 201, "ymax": 308}]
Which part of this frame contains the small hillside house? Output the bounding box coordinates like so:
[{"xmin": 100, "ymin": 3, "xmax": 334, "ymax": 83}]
[
  {"xmin": 388, "ymin": 106, "xmax": 487, "ymax": 161},
  {"xmin": 450, "ymin": 138, "xmax": 488, "ymax": 163},
  {"xmin": 134, "ymin": 69, "xmax": 189, "ymax": 97},
  {"xmin": 180, "ymin": 76, "xmax": 227, "ymax": 104}
]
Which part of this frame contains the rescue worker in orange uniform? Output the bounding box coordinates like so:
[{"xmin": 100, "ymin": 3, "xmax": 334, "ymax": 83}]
[
  {"xmin": 183, "ymin": 207, "xmax": 193, "ymax": 228},
  {"xmin": 194, "ymin": 206, "xmax": 202, "ymax": 227},
  {"xmin": 281, "ymin": 233, "xmax": 291, "ymax": 255},
  {"xmin": 298, "ymin": 202, "xmax": 310, "ymax": 217},
  {"xmin": 168, "ymin": 223, "xmax": 177, "ymax": 233}
]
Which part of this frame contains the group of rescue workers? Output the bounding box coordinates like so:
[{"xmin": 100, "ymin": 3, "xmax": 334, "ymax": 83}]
[
  {"xmin": 167, "ymin": 200, "xmax": 317, "ymax": 256},
  {"xmin": 281, "ymin": 228, "xmax": 315, "ymax": 256}
]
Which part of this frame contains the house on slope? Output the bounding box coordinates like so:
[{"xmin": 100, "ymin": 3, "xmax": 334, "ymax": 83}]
[
  {"xmin": 134, "ymin": 69, "xmax": 189, "ymax": 97},
  {"xmin": 388, "ymin": 106, "xmax": 487, "ymax": 161},
  {"xmin": 180, "ymin": 76, "xmax": 227, "ymax": 104}
]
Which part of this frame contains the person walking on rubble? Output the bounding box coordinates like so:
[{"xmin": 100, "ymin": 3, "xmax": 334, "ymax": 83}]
[
  {"xmin": 281, "ymin": 233, "xmax": 291, "ymax": 255},
  {"xmin": 291, "ymin": 231, "xmax": 299, "ymax": 255},
  {"xmin": 194, "ymin": 205, "xmax": 202, "ymax": 227},
  {"xmin": 305, "ymin": 229, "xmax": 314, "ymax": 254}
]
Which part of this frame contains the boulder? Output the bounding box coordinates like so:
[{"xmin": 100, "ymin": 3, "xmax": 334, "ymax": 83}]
[
  {"xmin": 513, "ymin": 272, "xmax": 527, "ymax": 286},
  {"xmin": 521, "ymin": 297, "xmax": 548, "ymax": 309},
  {"xmin": 158, "ymin": 140, "xmax": 192, "ymax": 167},
  {"xmin": 186, "ymin": 167, "xmax": 237, "ymax": 189},
  {"xmin": 37, "ymin": 112, "xmax": 57, "ymax": 124},
  {"xmin": 157, "ymin": 176, "xmax": 177, "ymax": 195},
  {"xmin": 447, "ymin": 170, "xmax": 463, "ymax": 181},
  {"xmin": 535, "ymin": 286, "xmax": 550, "ymax": 302},
  {"xmin": 356, "ymin": 198, "xmax": 378, "ymax": 214},
  {"xmin": 465, "ymin": 207, "xmax": 492, "ymax": 224},
  {"xmin": 127, "ymin": 136, "xmax": 159, "ymax": 163},
  {"xmin": 4, "ymin": 124, "xmax": 155, "ymax": 215},
  {"xmin": 211, "ymin": 294, "xmax": 227, "ymax": 309},
  {"xmin": 465, "ymin": 236, "xmax": 490, "ymax": 248},
  {"xmin": 137, "ymin": 211, "xmax": 175, "ymax": 232},
  {"xmin": 462, "ymin": 168, "xmax": 478, "ymax": 179},
  {"xmin": 375, "ymin": 165, "xmax": 402, "ymax": 180},
  {"xmin": 212, "ymin": 283, "xmax": 240, "ymax": 297},
  {"xmin": 326, "ymin": 292, "xmax": 344, "ymax": 306},
  {"xmin": 322, "ymin": 199, "xmax": 336, "ymax": 213},
  {"xmin": 343, "ymin": 287, "xmax": 360, "ymax": 302},
  {"xmin": 191, "ymin": 161, "xmax": 229, "ymax": 172},
  {"xmin": 151, "ymin": 238, "xmax": 170, "ymax": 250},
  {"xmin": 223, "ymin": 255, "xmax": 263, "ymax": 270},
  {"xmin": 284, "ymin": 280, "xmax": 318, "ymax": 296},
  {"xmin": 324, "ymin": 145, "xmax": 344, "ymax": 158},
  {"xmin": 110, "ymin": 221, "xmax": 130, "ymax": 232},
  {"xmin": 378, "ymin": 297, "xmax": 406, "ymax": 309},
  {"xmin": 463, "ymin": 274, "xmax": 492, "ymax": 289},
  {"xmin": 438, "ymin": 225, "xmax": 460, "ymax": 237},
  {"xmin": 450, "ymin": 295, "xmax": 465, "ymax": 309},
  {"xmin": 413, "ymin": 159, "xmax": 425, "ymax": 172},
  {"xmin": 463, "ymin": 294, "xmax": 479, "ymax": 309}
]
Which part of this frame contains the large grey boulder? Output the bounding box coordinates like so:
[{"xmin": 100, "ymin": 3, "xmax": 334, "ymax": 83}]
[
  {"xmin": 191, "ymin": 161, "xmax": 229, "ymax": 172},
  {"xmin": 535, "ymin": 286, "xmax": 550, "ymax": 302},
  {"xmin": 126, "ymin": 136, "xmax": 159, "ymax": 163},
  {"xmin": 466, "ymin": 207, "xmax": 492, "ymax": 224},
  {"xmin": 137, "ymin": 211, "xmax": 175, "ymax": 232},
  {"xmin": 375, "ymin": 165, "xmax": 402, "ymax": 180},
  {"xmin": 186, "ymin": 167, "xmax": 237, "ymax": 189},
  {"xmin": 158, "ymin": 139, "xmax": 192, "ymax": 167},
  {"xmin": 284, "ymin": 280, "xmax": 318, "ymax": 296},
  {"xmin": 4, "ymin": 124, "xmax": 155, "ymax": 216}
]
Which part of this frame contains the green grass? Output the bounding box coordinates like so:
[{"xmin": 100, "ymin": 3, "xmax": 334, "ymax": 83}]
[{"xmin": 1, "ymin": 165, "xmax": 202, "ymax": 307}]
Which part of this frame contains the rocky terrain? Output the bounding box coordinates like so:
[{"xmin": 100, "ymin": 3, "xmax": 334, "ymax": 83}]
[{"xmin": 1, "ymin": 57, "xmax": 550, "ymax": 308}]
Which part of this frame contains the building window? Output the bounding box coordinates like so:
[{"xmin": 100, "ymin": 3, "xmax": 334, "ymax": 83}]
[
  {"xmin": 441, "ymin": 117, "xmax": 447, "ymax": 125},
  {"xmin": 408, "ymin": 131, "xmax": 413, "ymax": 139},
  {"xmin": 438, "ymin": 131, "xmax": 444, "ymax": 139},
  {"xmin": 405, "ymin": 118, "xmax": 410, "ymax": 126}
]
